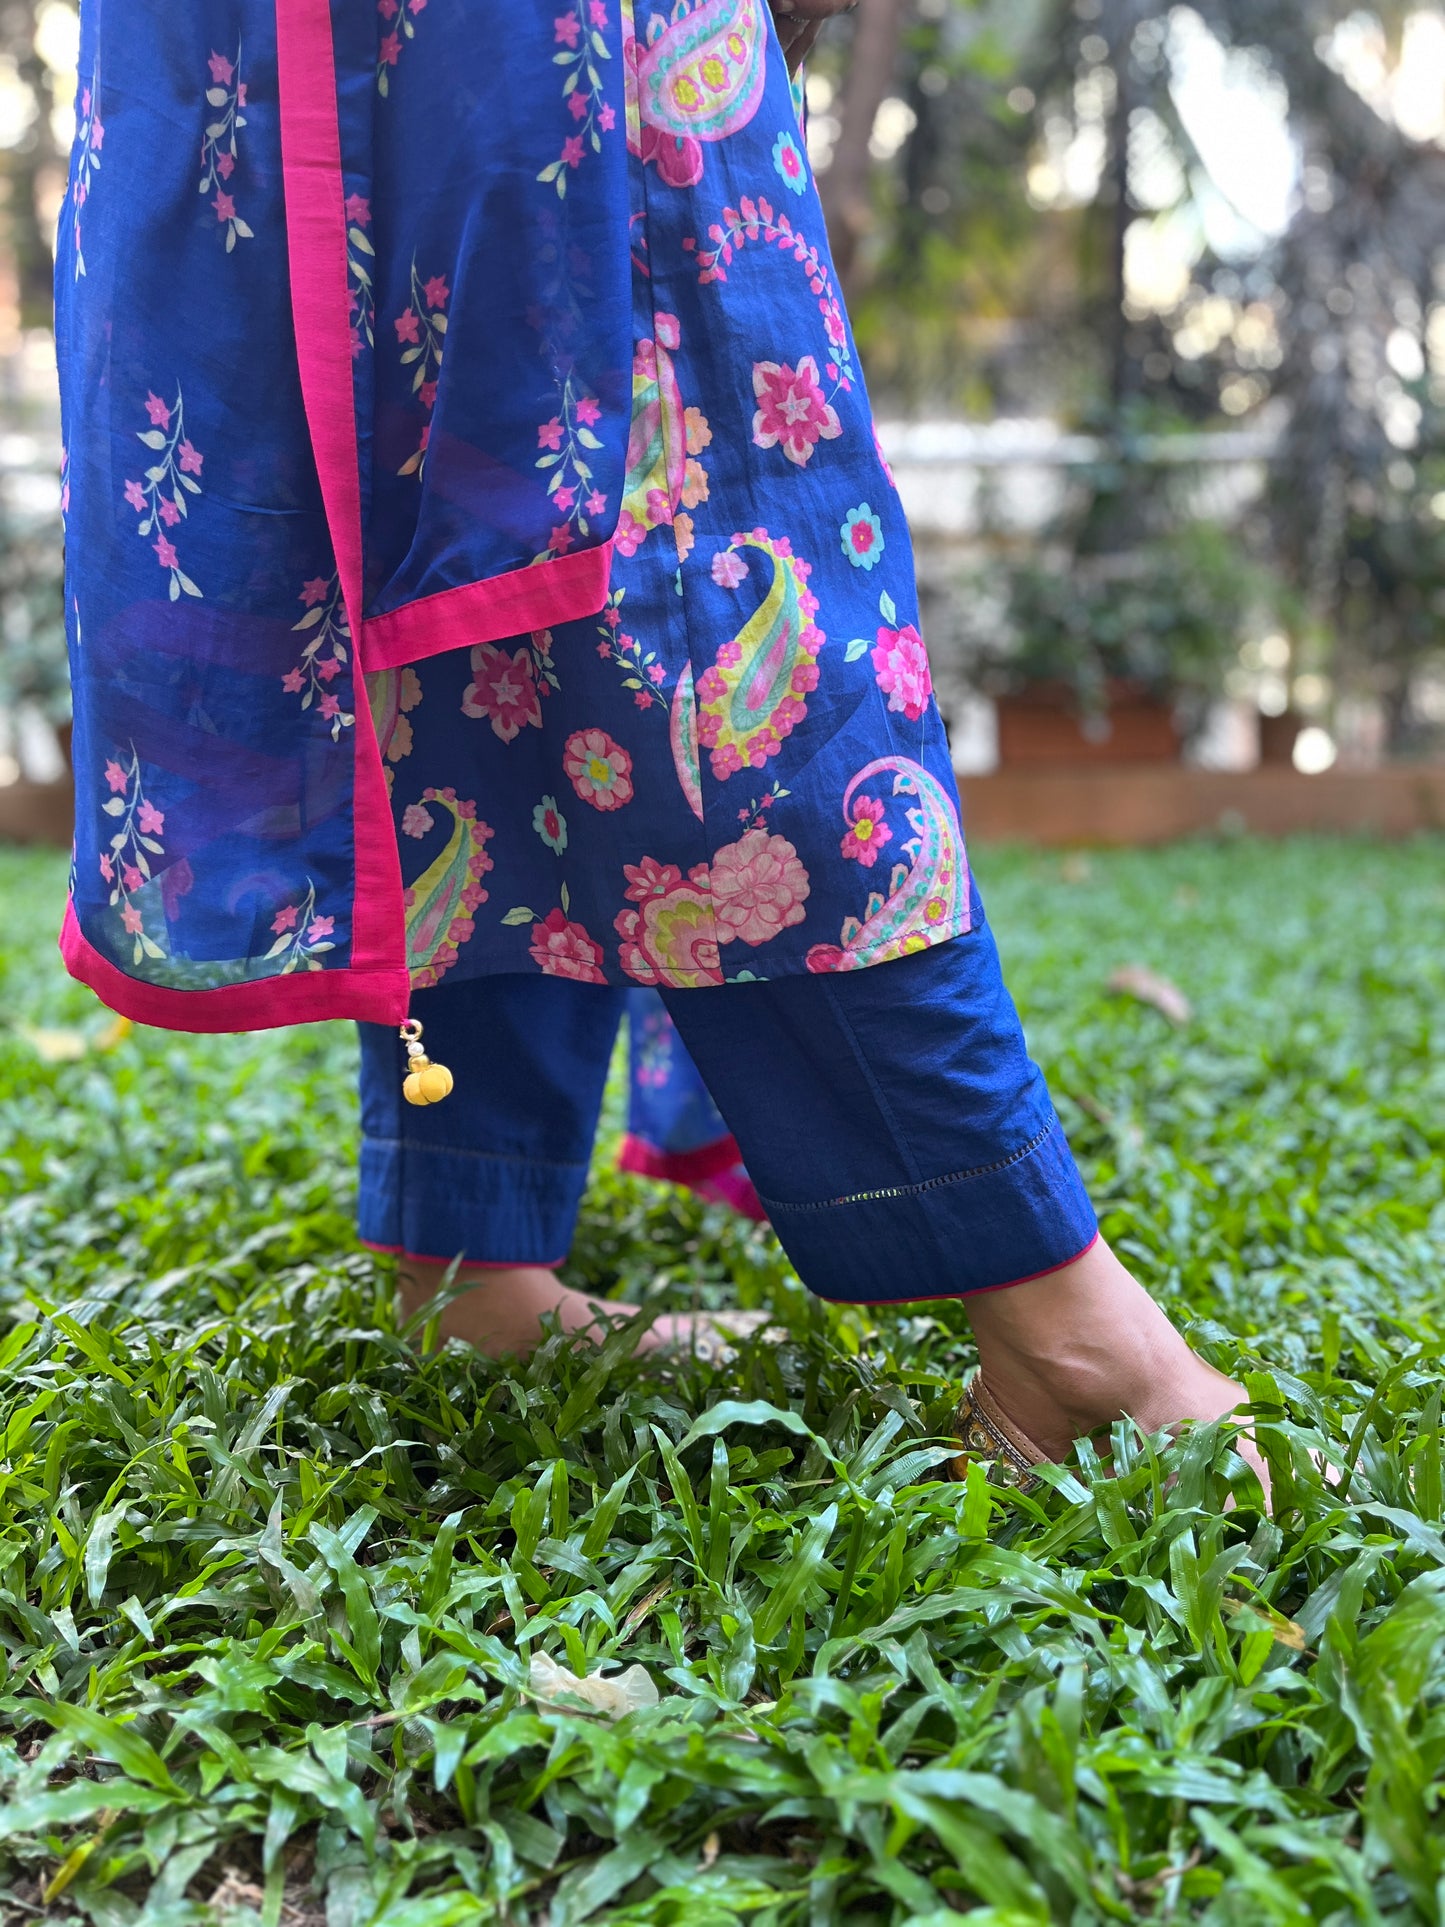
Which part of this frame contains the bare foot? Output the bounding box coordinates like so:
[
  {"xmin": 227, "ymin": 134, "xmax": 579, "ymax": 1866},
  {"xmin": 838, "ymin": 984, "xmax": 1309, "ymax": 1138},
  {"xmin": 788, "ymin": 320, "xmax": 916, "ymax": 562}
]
[
  {"xmin": 965, "ymin": 1237, "xmax": 1269, "ymax": 1502},
  {"xmin": 396, "ymin": 1258, "xmax": 769, "ymax": 1361}
]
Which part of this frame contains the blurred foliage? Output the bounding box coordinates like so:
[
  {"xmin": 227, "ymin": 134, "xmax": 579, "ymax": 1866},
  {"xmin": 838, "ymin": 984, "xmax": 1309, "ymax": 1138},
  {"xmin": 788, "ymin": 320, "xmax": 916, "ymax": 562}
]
[
  {"xmin": 0, "ymin": 487, "xmax": 66, "ymax": 722},
  {"xmin": 967, "ymin": 519, "xmax": 1268, "ymax": 723}
]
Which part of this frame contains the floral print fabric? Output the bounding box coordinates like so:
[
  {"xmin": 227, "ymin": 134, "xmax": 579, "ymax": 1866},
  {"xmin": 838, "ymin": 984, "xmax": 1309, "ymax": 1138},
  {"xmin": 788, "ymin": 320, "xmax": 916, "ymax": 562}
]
[
  {"xmin": 376, "ymin": 0, "xmax": 972, "ymax": 992},
  {"xmin": 56, "ymin": 0, "xmax": 970, "ymax": 1026}
]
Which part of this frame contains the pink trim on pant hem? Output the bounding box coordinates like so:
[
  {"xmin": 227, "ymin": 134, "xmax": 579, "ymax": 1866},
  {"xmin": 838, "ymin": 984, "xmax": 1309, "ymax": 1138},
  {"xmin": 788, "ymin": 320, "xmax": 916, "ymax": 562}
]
[
  {"xmin": 361, "ymin": 1238, "xmax": 569, "ymax": 1269},
  {"xmin": 815, "ymin": 1229, "xmax": 1102, "ymax": 1307},
  {"xmin": 361, "ymin": 543, "xmax": 614, "ymax": 671},
  {"xmin": 59, "ymin": 901, "xmax": 412, "ymax": 1032},
  {"xmin": 616, "ymin": 1131, "xmax": 746, "ymax": 1188}
]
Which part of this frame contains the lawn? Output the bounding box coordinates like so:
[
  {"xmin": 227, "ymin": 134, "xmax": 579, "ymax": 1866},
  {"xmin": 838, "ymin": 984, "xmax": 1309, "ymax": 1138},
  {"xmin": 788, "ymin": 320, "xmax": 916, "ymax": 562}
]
[{"xmin": 1, "ymin": 836, "xmax": 1444, "ymax": 1926}]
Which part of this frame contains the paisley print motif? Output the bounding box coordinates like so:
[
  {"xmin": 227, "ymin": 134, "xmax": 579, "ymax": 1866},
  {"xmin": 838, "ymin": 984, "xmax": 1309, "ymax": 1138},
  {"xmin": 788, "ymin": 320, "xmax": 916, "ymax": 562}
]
[
  {"xmin": 695, "ymin": 530, "xmax": 824, "ymax": 779},
  {"xmin": 669, "ymin": 660, "xmax": 704, "ymax": 819},
  {"xmin": 366, "ymin": 666, "xmax": 423, "ymax": 791},
  {"xmin": 403, "ymin": 787, "xmax": 496, "ymax": 988},
  {"xmin": 806, "ymin": 759, "xmax": 970, "ymax": 973},
  {"xmin": 616, "ymin": 314, "xmax": 710, "ymax": 557},
  {"xmin": 625, "ymin": 0, "xmax": 767, "ymax": 188}
]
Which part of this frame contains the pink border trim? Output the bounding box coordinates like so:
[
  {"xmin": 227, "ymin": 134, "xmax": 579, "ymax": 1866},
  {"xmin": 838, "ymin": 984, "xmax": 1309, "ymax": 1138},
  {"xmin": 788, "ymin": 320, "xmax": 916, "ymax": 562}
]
[
  {"xmin": 277, "ymin": 0, "xmax": 407, "ymax": 997},
  {"xmin": 616, "ymin": 1131, "xmax": 746, "ymax": 1188},
  {"xmin": 814, "ymin": 1230, "xmax": 1102, "ymax": 1307},
  {"xmin": 60, "ymin": 901, "xmax": 410, "ymax": 1032},
  {"xmin": 361, "ymin": 543, "xmax": 615, "ymax": 671}
]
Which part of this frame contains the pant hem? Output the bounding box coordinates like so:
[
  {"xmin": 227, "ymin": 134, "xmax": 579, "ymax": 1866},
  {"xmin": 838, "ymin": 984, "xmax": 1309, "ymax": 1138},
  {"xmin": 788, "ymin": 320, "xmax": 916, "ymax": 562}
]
[{"xmin": 809, "ymin": 1230, "xmax": 1102, "ymax": 1306}]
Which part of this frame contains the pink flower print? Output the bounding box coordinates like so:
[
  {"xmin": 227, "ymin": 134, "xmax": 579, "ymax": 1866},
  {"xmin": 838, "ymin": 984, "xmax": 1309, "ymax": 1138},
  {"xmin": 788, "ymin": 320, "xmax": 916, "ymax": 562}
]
[
  {"xmin": 158, "ymin": 497, "xmax": 180, "ymax": 526},
  {"xmin": 530, "ymin": 907, "xmax": 606, "ymax": 984},
  {"xmin": 568, "ymin": 91, "xmax": 587, "ymax": 121},
  {"xmin": 379, "ymin": 32, "xmax": 402, "ymax": 64},
  {"xmin": 710, "ymin": 829, "xmax": 810, "ymax": 948},
  {"xmin": 178, "ymin": 440, "xmax": 203, "ymax": 476},
  {"xmin": 137, "ymin": 801, "xmax": 165, "ymax": 836},
  {"xmin": 576, "ymin": 396, "xmax": 602, "ymax": 427},
  {"xmin": 154, "ymin": 535, "xmax": 179, "ymax": 571},
  {"xmin": 282, "ymin": 668, "xmax": 305, "ymax": 694},
  {"xmin": 212, "ymin": 191, "xmax": 235, "ymax": 224},
  {"xmin": 345, "ymin": 193, "xmax": 372, "ymax": 225},
  {"xmin": 105, "ymin": 760, "xmax": 127, "ymax": 793},
  {"xmin": 124, "ymin": 479, "xmax": 146, "ymax": 511},
  {"xmin": 596, "ymin": 641, "xmax": 611, "ymax": 660},
  {"xmin": 410, "ymin": 0, "xmax": 427, "ymax": 12},
  {"xmin": 564, "ymin": 727, "xmax": 634, "ymax": 811},
  {"xmin": 624, "ymin": 857, "xmax": 683, "ymax": 902},
  {"xmin": 300, "ymin": 576, "xmax": 331, "ymax": 606},
  {"xmin": 99, "ymin": 854, "xmax": 113, "ymax": 882},
  {"xmin": 553, "ymin": 486, "xmax": 576, "ymax": 513},
  {"xmin": 402, "ymin": 802, "xmax": 434, "ymax": 838},
  {"xmin": 319, "ymin": 692, "xmax": 341, "ymax": 721},
  {"xmin": 379, "ymin": 0, "xmax": 399, "ymax": 16},
  {"xmin": 420, "ymin": 380, "xmax": 438, "ymax": 408},
  {"xmin": 121, "ymin": 903, "xmax": 143, "ymax": 935},
  {"xmin": 122, "ymin": 863, "xmax": 143, "ymax": 893},
  {"xmin": 589, "ymin": 0, "xmax": 607, "ymax": 21},
  {"xmin": 554, "ymin": 11, "xmax": 581, "ymax": 46},
  {"xmin": 423, "ymin": 274, "xmax": 450, "ymax": 309},
  {"xmin": 306, "ymin": 915, "xmax": 335, "ymax": 943},
  {"xmin": 598, "ymin": 102, "xmax": 616, "ymax": 131},
  {"xmin": 548, "ymin": 523, "xmax": 575, "ymax": 554},
  {"xmin": 613, "ymin": 511, "xmax": 646, "ymax": 557},
  {"xmin": 316, "ymin": 656, "xmax": 342, "ymax": 682},
  {"xmin": 538, "ymin": 417, "xmax": 564, "ymax": 451},
  {"xmin": 586, "ymin": 489, "xmax": 608, "ymax": 517},
  {"xmin": 271, "ymin": 905, "xmax": 298, "ymax": 933},
  {"xmin": 647, "ymin": 663, "xmax": 665, "ymax": 685},
  {"xmin": 216, "ymin": 152, "xmax": 235, "ymax": 180},
  {"xmin": 841, "ymin": 503, "xmax": 884, "ymax": 570},
  {"xmin": 562, "ymin": 135, "xmax": 585, "ymax": 169},
  {"xmin": 841, "ymin": 794, "xmax": 892, "ymax": 869},
  {"xmin": 144, "ymin": 392, "xmax": 172, "ymax": 430},
  {"xmin": 750, "ymin": 357, "xmax": 843, "ymax": 468},
  {"xmin": 604, "ymin": 605, "xmax": 622, "ymax": 628},
  {"xmin": 871, "ymin": 623, "xmax": 934, "ymax": 722},
  {"xmin": 236, "ymin": 84, "xmax": 247, "ymax": 107},
  {"xmin": 461, "ymin": 642, "xmax": 543, "ymax": 743},
  {"xmin": 711, "ymin": 550, "xmax": 749, "ymax": 590},
  {"xmin": 90, "ymin": 116, "xmax": 103, "ymax": 149},
  {"xmin": 394, "ymin": 307, "xmax": 420, "ymax": 344},
  {"xmin": 208, "ymin": 51, "xmax": 235, "ymax": 85}
]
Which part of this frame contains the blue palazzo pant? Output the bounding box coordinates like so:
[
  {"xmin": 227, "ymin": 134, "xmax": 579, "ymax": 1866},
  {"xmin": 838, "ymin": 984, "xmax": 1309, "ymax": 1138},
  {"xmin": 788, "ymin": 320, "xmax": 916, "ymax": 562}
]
[{"xmin": 356, "ymin": 903, "xmax": 1098, "ymax": 1306}]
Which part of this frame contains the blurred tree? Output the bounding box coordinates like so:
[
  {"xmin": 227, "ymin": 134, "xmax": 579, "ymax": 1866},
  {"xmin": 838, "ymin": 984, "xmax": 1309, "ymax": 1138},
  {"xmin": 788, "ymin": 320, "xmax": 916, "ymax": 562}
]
[{"xmin": 0, "ymin": 0, "xmax": 62, "ymax": 331}]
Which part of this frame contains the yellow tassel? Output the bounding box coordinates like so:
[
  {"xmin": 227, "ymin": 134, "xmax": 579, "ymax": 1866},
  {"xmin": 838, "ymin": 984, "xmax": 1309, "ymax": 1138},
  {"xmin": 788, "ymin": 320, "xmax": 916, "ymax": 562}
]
[{"xmin": 400, "ymin": 1018, "xmax": 454, "ymax": 1106}]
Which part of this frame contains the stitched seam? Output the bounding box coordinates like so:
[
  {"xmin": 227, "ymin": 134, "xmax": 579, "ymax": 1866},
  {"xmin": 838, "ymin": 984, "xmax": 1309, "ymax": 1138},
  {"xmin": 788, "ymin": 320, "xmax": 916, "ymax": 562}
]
[{"xmin": 759, "ymin": 1114, "xmax": 1058, "ymax": 1215}]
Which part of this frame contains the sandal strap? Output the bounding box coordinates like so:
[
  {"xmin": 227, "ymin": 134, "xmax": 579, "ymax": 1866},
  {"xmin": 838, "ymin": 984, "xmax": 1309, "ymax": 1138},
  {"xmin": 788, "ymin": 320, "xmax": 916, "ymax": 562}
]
[{"xmin": 948, "ymin": 1373, "xmax": 1049, "ymax": 1491}]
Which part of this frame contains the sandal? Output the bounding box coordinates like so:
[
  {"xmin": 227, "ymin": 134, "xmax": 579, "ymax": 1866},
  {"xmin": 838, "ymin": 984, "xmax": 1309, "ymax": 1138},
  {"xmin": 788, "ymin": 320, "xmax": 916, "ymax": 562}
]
[{"xmin": 947, "ymin": 1372, "xmax": 1050, "ymax": 1494}]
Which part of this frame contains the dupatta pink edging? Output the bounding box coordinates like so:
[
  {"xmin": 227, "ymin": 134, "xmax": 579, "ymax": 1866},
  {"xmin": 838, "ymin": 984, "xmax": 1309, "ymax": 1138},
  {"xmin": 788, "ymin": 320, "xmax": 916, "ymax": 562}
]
[{"xmin": 62, "ymin": 0, "xmax": 614, "ymax": 1034}]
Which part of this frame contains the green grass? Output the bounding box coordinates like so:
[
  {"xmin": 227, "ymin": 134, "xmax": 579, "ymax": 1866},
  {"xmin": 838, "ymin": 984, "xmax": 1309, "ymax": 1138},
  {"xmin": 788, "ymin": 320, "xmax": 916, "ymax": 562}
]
[{"xmin": 1, "ymin": 836, "xmax": 1444, "ymax": 1926}]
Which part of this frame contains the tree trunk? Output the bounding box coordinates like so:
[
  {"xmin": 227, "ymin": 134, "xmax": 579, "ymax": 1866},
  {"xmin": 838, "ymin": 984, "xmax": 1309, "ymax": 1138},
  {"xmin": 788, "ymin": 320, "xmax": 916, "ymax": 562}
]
[{"xmin": 817, "ymin": 0, "xmax": 908, "ymax": 298}]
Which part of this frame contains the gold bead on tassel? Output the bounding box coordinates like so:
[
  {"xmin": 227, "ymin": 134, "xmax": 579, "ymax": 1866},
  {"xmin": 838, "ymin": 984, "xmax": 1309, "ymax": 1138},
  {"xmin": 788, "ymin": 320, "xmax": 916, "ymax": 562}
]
[{"xmin": 400, "ymin": 1017, "xmax": 454, "ymax": 1106}]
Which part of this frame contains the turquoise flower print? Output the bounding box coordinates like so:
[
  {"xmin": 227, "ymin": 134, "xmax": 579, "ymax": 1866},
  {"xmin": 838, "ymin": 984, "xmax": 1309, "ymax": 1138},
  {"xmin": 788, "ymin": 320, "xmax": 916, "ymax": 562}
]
[
  {"xmin": 772, "ymin": 130, "xmax": 807, "ymax": 195},
  {"xmin": 841, "ymin": 502, "xmax": 885, "ymax": 570},
  {"xmin": 533, "ymin": 794, "xmax": 568, "ymax": 854}
]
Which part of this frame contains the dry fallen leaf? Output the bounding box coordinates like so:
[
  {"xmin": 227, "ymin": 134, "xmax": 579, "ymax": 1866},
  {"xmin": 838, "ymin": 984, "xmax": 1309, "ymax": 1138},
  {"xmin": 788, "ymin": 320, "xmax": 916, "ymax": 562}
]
[
  {"xmin": 1223, "ymin": 1594, "xmax": 1309, "ymax": 1652},
  {"xmin": 1107, "ymin": 964, "xmax": 1192, "ymax": 1026},
  {"xmin": 699, "ymin": 1831, "xmax": 721, "ymax": 1870},
  {"xmin": 19, "ymin": 1016, "xmax": 133, "ymax": 1062},
  {"xmin": 1060, "ymin": 853, "xmax": 1093, "ymax": 885},
  {"xmin": 527, "ymin": 1650, "xmax": 659, "ymax": 1720}
]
